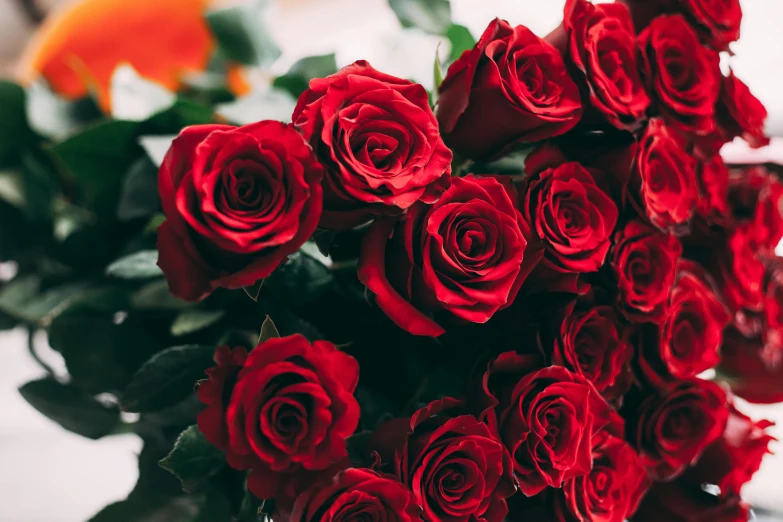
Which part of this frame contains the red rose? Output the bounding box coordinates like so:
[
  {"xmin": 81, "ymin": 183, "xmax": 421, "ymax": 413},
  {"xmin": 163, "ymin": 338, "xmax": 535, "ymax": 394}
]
[
  {"xmin": 196, "ymin": 335, "xmax": 360, "ymax": 500},
  {"xmin": 719, "ymin": 327, "xmax": 783, "ymax": 404},
  {"xmin": 637, "ymin": 261, "xmax": 729, "ymax": 388},
  {"xmin": 763, "ymin": 262, "xmax": 783, "ymax": 363},
  {"xmin": 696, "ymin": 155, "xmax": 729, "ymax": 222},
  {"xmin": 684, "ymin": 402, "xmax": 775, "ymax": 497},
  {"xmin": 627, "ymin": 378, "xmax": 728, "ymax": 481},
  {"xmin": 631, "ymin": 119, "xmax": 698, "ymax": 232},
  {"xmin": 632, "ymin": 480, "xmax": 750, "ymax": 522},
  {"xmin": 611, "ymin": 219, "xmax": 682, "ymax": 322},
  {"xmin": 358, "ymin": 175, "xmax": 540, "ymax": 337},
  {"xmin": 638, "ymin": 15, "xmax": 720, "ymax": 135},
  {"xmin": 372, "ymin": 399, "xmax": 515, "ymax": 522},
  {"xmin": 286, "ymin": 468, "xmax": 422, "ymax": 522},
  {"xmin": 554, "ymin": 431, "xmax": 650, "ymax": 522},
  {"xmin": 436, "ymin": 18, "xmax": 582, "ymax": 160},
  {"xmin": 716, "ymin": 225, "xmax": 766, "ymax": 314},
  {"xmin": 552, "ymin": 305, "xmax": 633, "ymax": 401},
  {"xmin": 157, "ymin": 121, "xmax": 324, "ymax": 301},
  {"xmin": 749, "ymin": 176, "xmax": 783, "ymax": 256},
  {"xmin": 522, "ymin": 149, "xmax": 619, "ymax": 274},
  {"xmin": 480, "ymin": 353, "xmax": 611, "ymax": 496},
  {"xmin": 292, "ymin": 60, "xmax": 452, "ymax": 230},
  {"xmin": 551, "ymin": 0, "xmax": 649, "ymax": 131}
]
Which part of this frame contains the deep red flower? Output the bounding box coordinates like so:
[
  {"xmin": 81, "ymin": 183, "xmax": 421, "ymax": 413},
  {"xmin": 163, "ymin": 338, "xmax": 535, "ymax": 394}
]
[
  {"xmin": 627, "ymin": 378, "xmax": 728, "ymax": 481},
  {"xmin": 716, "ymin": 225, "xmax": 766, "ymax": 314},
  {"xmin": 638, "ymin": 15, "xmax": 720, "ymax": 135},
  {"xmin": 632, "ymin": 479, "xmax": 750, "ymax": 522},
  {"xmin": 480, "ymin": 353, "xmax": 611, "ymax": 496},
  {"xmin": 371, "ymin": 399, "xmax": 515, "ymax": 522},
  {"xmin": 611, "ymin": 219, "xmax": 682, "ymax": 322},
  {"xmin": 157, "ymin": 121, "xmax": 323, "ymax": 301},
  {"xmin": 436, "ymin": 18, "xmax": 582, "ymax": 160},
  {"xmin": 292, "ymin": 60, "xmax": 451, "ymax": 230},
  {"xmin": 285, "ymin": 468, "xmax": 422, "ymax": 522},
  {"xmin": 358, "ymin": 175, "xmax": 541, "ymax": 337},
  {"xmin": 196, "ymin": 335, "xmax": 360, "ymax": 500}
]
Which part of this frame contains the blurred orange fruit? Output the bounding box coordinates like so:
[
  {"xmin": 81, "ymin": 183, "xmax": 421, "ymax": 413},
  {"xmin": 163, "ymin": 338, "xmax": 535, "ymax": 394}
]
[{"xmin": 18, "ymin": 0, "xmax": 216, "ymax": 110}]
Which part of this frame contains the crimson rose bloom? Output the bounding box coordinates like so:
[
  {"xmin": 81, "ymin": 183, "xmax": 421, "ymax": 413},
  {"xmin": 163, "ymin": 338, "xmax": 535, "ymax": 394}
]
[
  {"xmin": 684, "ymin": 402, "xmax": 775, "ymax": 497},
  {"xmin": 522, "ymin": 151, "xmax": 618, "ymax": 274},
  {"xmin": 359, "ymin": 175, "xmax": 539, "ymax": 337},
  {"xmin": 611, "ymin": 219, "xmax": 682, "ymax": 322},
  {"xmin": 481, "ymin": 353, "xmax": 611, "ymax": 496},
  {"xmin": 292, "ymin": 60, "xmax": 452, "ymax": 230},
  {"xmin": 196, "ymin": 335, "xmax": 360, "ymax": 500},
  {"xmin": 717, "ymin": 71, "xmax": 770, "ymax": 149},
  {"xmin": 719, "ymin": 327, "xmax": 783, "ymax": 404},
  {"xmin": 157, "ymin": 121, "xmax": 324, "ymax": 301},
  {"xmin": 554, "ymin": 431, "xmax": 649, "ymax": 522},
  {"xmin": 286, "ymin": 468, "xmax": 422, "ymax": 522},
  {"xmin": 638, "ymin": 15, "xmax": 720, "ymax": 135},
  {"xmin": 627, "ymin": 378, "xmax": 728, "ymax": 481},
  {"xmin": 633, "ymin": 480, "xmax": 750, "ymax": 522},
  {"xmin": 763, "ymin": 262, "xmax": 783, "ymax": 363},
  {"xmin": 637, "ymin": 261, "xmax": 729, "ymax": 388},
  {"xmin": 552, "ymin": 305, "xmax": 633, "ymax": 401},
  {"xmin": 697, "ymin": 155, "xmax": 729, "ymax": 222},
  {"xmin": 553, "ymin": 0, "xmax": 649, "ymax": 131},
  {"xmin": 436, "ymin": 18, "xmax": 582, "ymax": 160},
  {"xmin": 631, "ymin": 119, "xmax": 698, "ymax": 232},
  {"xmin": 750, "ymin": 177, "xmax": 783, "ymax": 257},
  {"xmin": 716, "ymin": 225, "xmax": 766, "ymax": 313},
  {"xmin": 372, "ymin": 399, "xmax": 515, "ymax": 522}
]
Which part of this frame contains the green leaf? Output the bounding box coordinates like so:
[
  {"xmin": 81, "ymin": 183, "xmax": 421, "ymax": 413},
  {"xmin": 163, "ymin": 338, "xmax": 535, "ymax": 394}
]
[
  {"xmin": 171, "ymin": 309, "xmax": 225, "ymax": 336},
  {"xmin": 446, "ymin": 24, "xmax": 475, "ymax": 61},
  {"xmin": 258, "ymin": 315, "xmax": 279, "ymax": 343},
  {"xmin": 18, "ymin": 378, "xmax": 119, "ymax": 439},
  {"xmin": 206, "ymin": 3, "xmax": 281, "ymax": 67},
  {"xmin": 215, "ymin": 88, "xmax": 296, "ymax": 125},
  {"xmin": 132, "ymin": 279, "xmax": 190, "ymax": 310},
  {"xmin": 121, "ymin": 344, "xmax": 215, "ymax": 412},
  {"xmin": 433, "ymin": 44, "xmax": 445, "ymax": 98},
  {"xmin": 111, "ymin": 65, "xmax": 177, "ymax": 122},
  {"xmin": 49, "ymin": 119, "xmax": 141, "ymax": 215},
  {"xmin": 117, "ymin": 157, "xmax": 161, "ymax": 220},
  {"xmin": 388, "ymin": 0, "xmax": 451, "ymax": 34},
  {"xmin": 145, "ymin": 213, "xmax": 166, "ymax": 235},
  {"xmin": 243, "ymin": 280, "xmax": 263, "ymax": 302},
  {"xmin": 273, "ymin": 53, "xmax": 338, "ymax": 98},
  {"xmin": 160, "ymin": 425, "xmax": 226, "ymax": 492},
  {"xmin": 0, "ymin": 81, "xmax": 33, "ymax": 167},
  {"xmin": 0, "ymin": 170, "xmax": 26, "ymax": 208},
  {"xmin": 139, "ymin": 135, "xmax": 176, "ymax": 167},
  {"xmin": 265, "ymin": 251, "xmax": 333, "ymax": 306},
  {"xmin": 106, "ymin": 250, "xmax": 163, "ymax": 279},
  {"xmin": 0, "ymin": 276, "xmax": 92, "ymax": 325},
  {"xmin": 26, "ymin": 82, "xmax": 101, "ymax": 139}
]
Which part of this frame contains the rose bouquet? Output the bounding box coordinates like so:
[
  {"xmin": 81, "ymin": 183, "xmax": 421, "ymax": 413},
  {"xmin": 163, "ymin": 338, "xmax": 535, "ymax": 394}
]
[{"xmin": 1, "ymin": 0, "xmax": 780, "ymax": 520}]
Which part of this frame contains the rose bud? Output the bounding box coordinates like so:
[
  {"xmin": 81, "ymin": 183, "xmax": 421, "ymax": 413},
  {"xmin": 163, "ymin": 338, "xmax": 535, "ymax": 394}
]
[
  {"xmin": 611, "ymin": 219, "xmax": 682, "ymax": 323},
  {"xmin": 554, "ymin": 430, "xmax": 650, "ymax": 522},
  {"xmin": 636, "ymin": 261, "xmax": 729, "ymax": 388},
  {"xmin": 547, "ymin": 0, "xmax": 649, "ymax": 131},
  {"xmin": 632, "ymin": 479, "xmax": 750, "ymax": 522},
  {"xmin": 196, "ymin": 335, "xmax": 360, "ymax": 500},
  {"xmin": 156, "ymin": 121, "xmax": 324, "ymax": 301},
  {"xmin": 371, "ymin": 398, "xmax": 515, "ymax": 522},
  {"xmin": 358, "ymin": 175, "xmax": 541, "ymax": 337},
  {"xmin": 292, "ymin": 60, "xmax": 452, "ymax": 230},
  {"xmin": 480, "ymin": 352, "xmax": 612, "ymax": 496},
  {"xmin": 552, "ymin": 304, "xmax": 633, "ymax": 402},
  {"xmin": 619, "ymin": 0, "xmax": 742, "ymax": 52},
  {"xmin": 285, "ymin": 468, "xmax": 422, "ymax": 522},
  {"xmin": 683, "ymin": 402, "xmax": 776, "ymax": 497},
  {"xmin": 625, "ymin": 378, "xmax": 728, "ymax": 481},
  {"xmin": 638, "ymin": 14, "xmax": 720, "ymax": 136},
  {"xmin": 719, "ymin": 327, "xmax": 783, "ymax": 404},
  {"xmin": 436, "ymin": 18, "xmax": 582, "ymax": 161},
  {"xmin": 630, "ymin": 119, "xmax": 698, "ymax": 233}
]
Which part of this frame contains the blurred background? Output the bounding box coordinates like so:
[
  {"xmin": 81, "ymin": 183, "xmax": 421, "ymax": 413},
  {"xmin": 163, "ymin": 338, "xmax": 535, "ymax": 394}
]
[{"xmin": 0, "ymin": 0, "xmax": 782, "ymax": 520}]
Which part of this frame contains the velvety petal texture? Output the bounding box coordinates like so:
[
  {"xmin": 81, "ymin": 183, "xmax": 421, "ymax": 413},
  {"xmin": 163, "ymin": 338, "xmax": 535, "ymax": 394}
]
[
  {"xmin": 292, "ymin": 60, "xmax": 452, "ymax": 230},
  {"xmin": 157, "ymin": 121, "xmax": 324, "ymax": 301},
  {"xmin": 358, "ymin": 175, "xmax": 540, "ymax": 336},
  {"xmin": 436, "ymin": 18, "xmax": 582, "ymax": 160}
]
